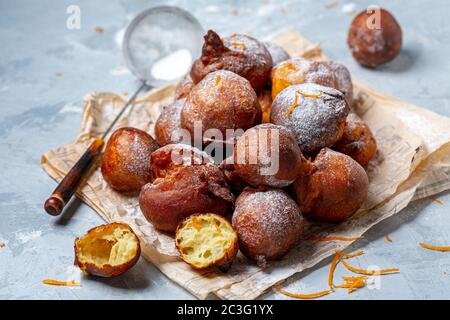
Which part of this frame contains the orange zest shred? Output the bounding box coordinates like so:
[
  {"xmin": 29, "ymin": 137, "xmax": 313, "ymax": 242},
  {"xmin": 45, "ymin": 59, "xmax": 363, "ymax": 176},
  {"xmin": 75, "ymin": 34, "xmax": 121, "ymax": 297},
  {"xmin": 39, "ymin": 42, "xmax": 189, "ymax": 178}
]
[
  {"xmin": 284, "ymin": 90, "xmax": 323, "ymax": 116},
  {"xmin": 431, "ymin": 196, "xmax": 444, "ymax": 205},
  {"xmin": 328, "ymin": 250, "xmax": 365, "ymax": 288},
  {"xmin": 215, "ymin": 75, "xmax": 221, "ymax": 87},
  {"xmin": 275, "ymin": 287, "xmax": 334, "ymax": 299},
  {"xmin": 228, "ymin": 42, "xmax": 246, "ymax": 49},
  {"xmin": 328, "ymin": 253, "xmax": 340, "ymax": 288},
  {"xmin": 335, "ymin": 276, "xmax": 368, "ymax": 293},
  {"xmin": 309, "ymin": 235, "xmax": 363, "ymax": 242},
  {"xmin": 340, "ymin": 258, "xmax": 400, "ymax": 275},
  {"xmin": 385, "ymin": 233, "xmax": 393, "ymax": 242},
  {"xmin": 284, "ymin": 93, "xmax": 299, "ymax": 116},
  {"xmin": 43, "ymin": 279, "xmax": 81, "ymax": 287},
  {"xmin": 338, "ymin": 250, "xmax": 365, "ymax": 259},
  {"xmin": 419, "ymin": 242, "xmax": 450, "ymax": 252}
]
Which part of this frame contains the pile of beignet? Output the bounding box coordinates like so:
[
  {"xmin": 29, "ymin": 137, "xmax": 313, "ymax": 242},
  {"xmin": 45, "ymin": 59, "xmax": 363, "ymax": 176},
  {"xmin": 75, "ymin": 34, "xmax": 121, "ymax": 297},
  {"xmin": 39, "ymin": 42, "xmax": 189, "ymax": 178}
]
[{"xmin": 101, "ymin": 30, "xmax": 377, "ymax": 269}]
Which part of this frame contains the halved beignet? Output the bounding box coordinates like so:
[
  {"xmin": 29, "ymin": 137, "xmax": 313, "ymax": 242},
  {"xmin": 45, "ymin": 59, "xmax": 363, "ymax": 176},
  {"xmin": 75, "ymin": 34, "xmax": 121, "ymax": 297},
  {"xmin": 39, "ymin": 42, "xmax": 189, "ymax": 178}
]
[{"xmin": 176, "ymin": 213, "xmax": 238, "ymax": 270}]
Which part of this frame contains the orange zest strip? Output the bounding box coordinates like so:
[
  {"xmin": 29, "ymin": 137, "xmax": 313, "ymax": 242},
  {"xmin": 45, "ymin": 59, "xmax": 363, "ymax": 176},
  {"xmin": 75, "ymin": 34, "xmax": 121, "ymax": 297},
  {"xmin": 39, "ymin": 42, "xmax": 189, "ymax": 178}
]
[
  {"xmin": 215, "ymin": 75, "xmax": 221, "ymax": 87},
  {"xmin": 328, "ymin": 253, "xmax": 340, "ymax": 288},
  {"xmin": 328, "ymin": 250, "xmax": 365, "ymax": 288},
  {"xmin": 284, "ymin": 90, "xmax": 323, "ymax": 116},
  {"xmin": 340, "ymin": 258, "xmax": 399, "ymax": 275},
  {"xmin": 431, "ymin": 196, "xmax": 444, "ymax": 205},
  {"xmin": 338, "ymin": 250, "xmax": 365, "ymax": 259},
  {"xmin": 419, "ymin": 242, "xmax": 450, "ymax": 252},
  {"xmin": 275, "ymin": 287, "xmax": 333, "ymax": 299},
  {"xmin": 228, "ymin": 42, "xmax": 247, "ymax": 49},
  {"xmin": 284, "ymin": 93, "xmax": 299, "ymax": 116},
  {"xmin": 385, "ymin": 233, "xmax": 393, "ymax": 242},
  {"xmin": 335, "ymin": 276, "xmax": 367, "ymax": 293},
  {"xmin": 309, "ymin": 236, "xmax": 363, "ymax": 242},
  {"xmin": 43, "ymin": 279, "xmax": 81, "ymax": 287}
]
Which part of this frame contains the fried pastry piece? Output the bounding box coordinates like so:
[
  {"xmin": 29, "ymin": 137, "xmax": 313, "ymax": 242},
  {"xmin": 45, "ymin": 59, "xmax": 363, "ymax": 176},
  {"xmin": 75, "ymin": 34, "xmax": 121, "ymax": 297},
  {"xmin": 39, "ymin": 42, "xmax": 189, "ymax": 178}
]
[
  {"xmin": 101, "ymin": 127, "xmax": 158, "ymax": 193},
  {"xmin": 181, "ymin": 70, "xmax": 261, "ymax": 144},
  {"xmin": 232, "ymin": 188, "xmax": 304, "ymax": 268},
  {"xmin": 229, "ymin": 124, "xmax": 309, "ymax": 188},
  {"xmin": 293, "ymin": 148, "xmax": 369, "ymax": 223},
  {"xmin": 333, "ymin": 113, "xmax": 377, "ymax": 166},
  {"xmin": 190, "ymin": 30, "xmax": 272, "ymax": 91},
  {"xmin": 271, "ymin": 57, "xmax": 337, "ymax": 99},
  {"xmin": 271, "ymin": 83, "xmax": 349, "ymax": 155},
  {"xmin": 176, "ymin": 213, "xmax": 238, "ymax": 271}
]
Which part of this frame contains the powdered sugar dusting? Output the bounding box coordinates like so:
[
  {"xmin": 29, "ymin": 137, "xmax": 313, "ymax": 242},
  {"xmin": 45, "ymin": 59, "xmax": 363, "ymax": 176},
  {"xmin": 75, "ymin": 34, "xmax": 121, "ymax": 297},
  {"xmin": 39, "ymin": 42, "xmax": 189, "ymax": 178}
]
[
  {"xmin": 271, "ymin": 83, "xmax": 349, "ymax": 154},
  {"xmin": 233, "ymin": 189, "xmax": 304, "ymax": 260}
]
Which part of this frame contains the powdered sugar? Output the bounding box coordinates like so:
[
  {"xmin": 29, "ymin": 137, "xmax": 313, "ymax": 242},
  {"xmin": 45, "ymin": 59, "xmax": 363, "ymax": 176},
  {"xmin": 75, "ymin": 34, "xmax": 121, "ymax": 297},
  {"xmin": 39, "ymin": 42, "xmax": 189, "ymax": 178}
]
[{"xmin": 271, "ymin": 83, "xmax": 349, "ymax": 154}]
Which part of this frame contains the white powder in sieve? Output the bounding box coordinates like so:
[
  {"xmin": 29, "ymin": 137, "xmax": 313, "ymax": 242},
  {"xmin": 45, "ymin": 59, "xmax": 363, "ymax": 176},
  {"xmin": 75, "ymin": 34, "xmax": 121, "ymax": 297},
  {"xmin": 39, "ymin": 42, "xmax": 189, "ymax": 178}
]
[
  {"xmin": 342, "ymin": 3, "xmax": 357, "ymax": 15},
  {"xmin": 150, "ymin": 49, "xmax": 192, "ymax": 81}
]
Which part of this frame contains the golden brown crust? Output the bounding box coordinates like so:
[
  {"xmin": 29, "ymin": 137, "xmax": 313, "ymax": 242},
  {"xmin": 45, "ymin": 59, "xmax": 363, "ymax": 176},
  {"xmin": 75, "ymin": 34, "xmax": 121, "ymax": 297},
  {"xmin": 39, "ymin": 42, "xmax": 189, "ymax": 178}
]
[
  {"xmin": 174, "ymin": 74, "xmax": 195, "ymax": 99},
  {"xmin": 232, "ymin": 188, "xmax": 304, "ymax": 267},
  {"xmin": 271, "ymin": 83, "xmax": 349, "ymax": 155},
  {"xmin": 101, "ymin": 127, "xmax": 158, "ymax": 193},
  {"xmin": 154, "ymin": 99, "xmax": 184, "ymax": 147},
  {"xmin": 258, "ymin": 90, "xmax": 273, "ymax": 123},
  {"xmin": 150, "ymin": 144, "xmax": 214, "ymax": 181},
  {"xmin": 181, "ymin": 70, "xmax": 262, "ymax": 143},
  {"xmin": 333, "ymin": 113, "xmax": 377, "ymax": 166},
  {"xmin": 271, "ymin": 57, "xmax": 338, "ymax": 99},
  {"xmin": 347, "ymin": 8, "xmax": 402, "ymax": 68},
  {"xmin": 190, "ymin": 30, "xmax": 272, "ymax": 91},
  {"xmin": 293, "ymin": 148, "xmax": 369, "ymax": 223},
  {"xmin": 74, "ymin": 223, "xmax": 141, "ymax": 278},
  {"xmin": 139, "ymin": 164, "xmax": 235, "ymax": 233},
  {"xmin": 325, "ymin": 61, "xmax": 354, "ymax": 108},
  {"xmin": 175, "ymin": 213, "xmax": 238, "ymax": 270},
  {"xmin": 231, "ymin": 124, "xmax": 309, "ymax": 188}
]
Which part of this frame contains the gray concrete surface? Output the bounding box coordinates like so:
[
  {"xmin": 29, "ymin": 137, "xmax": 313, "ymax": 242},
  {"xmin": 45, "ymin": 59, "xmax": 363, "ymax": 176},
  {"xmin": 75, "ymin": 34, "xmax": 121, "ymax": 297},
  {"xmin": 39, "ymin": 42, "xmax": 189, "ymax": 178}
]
[{"xmin": 0, "ymin": 0, "xmax": 449, "ymax": 300}]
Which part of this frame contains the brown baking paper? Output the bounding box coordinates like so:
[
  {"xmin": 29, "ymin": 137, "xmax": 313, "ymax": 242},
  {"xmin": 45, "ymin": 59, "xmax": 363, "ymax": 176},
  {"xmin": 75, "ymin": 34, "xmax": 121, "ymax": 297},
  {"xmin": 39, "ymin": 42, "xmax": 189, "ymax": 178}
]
[{"xmin": 41, "ymin": 31, "xmax": 450, "ymax": 300}]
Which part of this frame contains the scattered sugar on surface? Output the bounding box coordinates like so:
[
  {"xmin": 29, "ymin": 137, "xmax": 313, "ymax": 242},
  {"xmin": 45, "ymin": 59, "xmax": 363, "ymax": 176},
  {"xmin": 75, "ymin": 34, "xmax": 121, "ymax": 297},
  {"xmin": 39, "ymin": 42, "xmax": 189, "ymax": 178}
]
[
  {"xmin": 15, "ymin": 230, "xmax": 42, "ymax": 244},
  {"xmin": 59, "ymin": 103, "xmax": 82, "ymax": 114}
]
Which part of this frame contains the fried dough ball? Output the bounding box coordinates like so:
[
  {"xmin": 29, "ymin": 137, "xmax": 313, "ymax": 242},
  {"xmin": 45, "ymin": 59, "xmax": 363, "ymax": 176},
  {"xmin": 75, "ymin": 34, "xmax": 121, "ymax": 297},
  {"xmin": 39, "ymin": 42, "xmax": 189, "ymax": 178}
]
[
  {"xmin": 263, "ymin": 41, "xmax": 291, "ymax": 66},
  {"xmin": 229, "ymin": 124, "xmax": 309, "ymax": 188},
  {"xmin": 333, "ymin": 113, "xmax": 377, "ymax": 166},
  {"xmin": 174, "ymin": 74, "xmax": 194, "ymax": 99},
  {"xmin": 271, "ymin": 83, "xmax": 350, "ymax": 155},
  {"xmin": 150, "ymin": 144, "xmax": 214, "ymax": 181},
  {"xmin": 293, "ymin": 148, "xmax": 369, "ymax": 223},
  {"xmin": 258, "ymin": 90, "xmax": 273, "ymax": 123},
  {"xmin": 139, "ymin": 162, "xmax": 234, "ymax": 233},
  {"xmin": 190, "ymin": 30, "xmax": 272, "ymax": 91},
  {"xmin": 325, "ymin": 61, "xmax": 354, "ymax": 108},
  {"xmin": 74, "ymin": 223, "xmax": 140, "ymax": 277},
  {"xmin": 348, "ymin": 8, "xmax": 402, "ymax": 68},
  {"xmin": 232, "ymin": 188, "xmax": 304, "ymax": 267},
  {"xmin": 181, "ymin": 70, "xmax": 261, "ymax": 143},
  {"xmin": 271, "ymin": 57, "xmax": 338, "ymax": 99},
  {"xmin": 101, "ymin": 127, "xmax": 158, "ymax": 193},
  {"xmin": 176, "ymin": 213, "xmax": 238, "ymax": 271},
  {"xmin": 154, "ymin": 99, "xmax": 184, "ymax": 147}
]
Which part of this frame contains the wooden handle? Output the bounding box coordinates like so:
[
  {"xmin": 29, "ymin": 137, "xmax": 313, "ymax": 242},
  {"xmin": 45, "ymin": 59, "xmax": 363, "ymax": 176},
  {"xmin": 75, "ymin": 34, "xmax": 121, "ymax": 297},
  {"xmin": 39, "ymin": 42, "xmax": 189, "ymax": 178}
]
[{"xmin": 44, "ymin": 138, "xmax": 104, "ymax": 216}]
